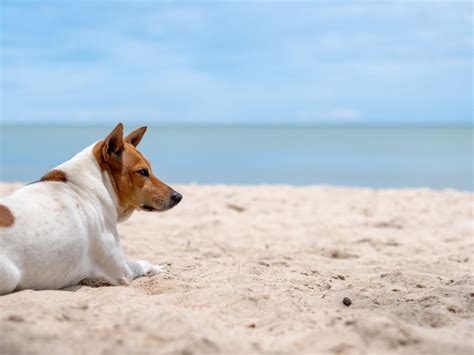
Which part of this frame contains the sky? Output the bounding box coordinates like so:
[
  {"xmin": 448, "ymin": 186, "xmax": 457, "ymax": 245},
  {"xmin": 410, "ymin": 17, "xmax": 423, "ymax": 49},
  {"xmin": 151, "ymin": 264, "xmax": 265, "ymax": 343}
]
[{"xmin": 0, "ymin": 1, "xmax": 472, "ymax": 125}]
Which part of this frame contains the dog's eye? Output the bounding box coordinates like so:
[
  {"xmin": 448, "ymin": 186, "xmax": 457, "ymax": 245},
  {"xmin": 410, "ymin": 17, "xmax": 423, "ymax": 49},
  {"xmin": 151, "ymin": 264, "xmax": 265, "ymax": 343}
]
[{"xmin": 137, "ymin": 168, "xmax": 149, "ymax": 177}]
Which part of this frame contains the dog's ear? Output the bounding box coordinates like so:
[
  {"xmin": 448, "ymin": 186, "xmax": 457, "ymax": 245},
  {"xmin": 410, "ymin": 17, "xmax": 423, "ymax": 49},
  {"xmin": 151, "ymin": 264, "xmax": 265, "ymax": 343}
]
[
  {"xmin": 125, "ymin": 126, "xmax": 147, "ymax": 147},
  {"xmin": 102, "ymin": 123, "xmax": 124, "ymax": 160}
]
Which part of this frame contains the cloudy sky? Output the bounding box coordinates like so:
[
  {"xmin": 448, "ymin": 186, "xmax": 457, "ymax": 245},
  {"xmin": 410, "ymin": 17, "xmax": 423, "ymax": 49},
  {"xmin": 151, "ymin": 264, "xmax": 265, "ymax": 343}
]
[{"xmin": 1, "ymin": 1, "xmax": 472, "ymax": 125}]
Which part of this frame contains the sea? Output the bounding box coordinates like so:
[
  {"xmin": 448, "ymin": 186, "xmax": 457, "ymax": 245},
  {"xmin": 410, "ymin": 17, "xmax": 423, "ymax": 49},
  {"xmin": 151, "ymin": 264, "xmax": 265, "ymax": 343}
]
[{"xmin": 0, "ymin": 125, "xmax": 472, "ymax": 191}]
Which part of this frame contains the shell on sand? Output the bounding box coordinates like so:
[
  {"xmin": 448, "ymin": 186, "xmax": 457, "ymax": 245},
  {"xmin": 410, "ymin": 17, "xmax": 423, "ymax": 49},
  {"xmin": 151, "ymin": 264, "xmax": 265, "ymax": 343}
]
[{"xmin": 0, "ymin": 183, "xmax": 473, "ymax": 355}]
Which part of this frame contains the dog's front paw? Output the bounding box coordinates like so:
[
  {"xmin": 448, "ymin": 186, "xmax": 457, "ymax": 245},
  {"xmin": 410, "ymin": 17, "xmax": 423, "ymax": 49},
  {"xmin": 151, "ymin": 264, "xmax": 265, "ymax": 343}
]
[
  {"xmin": 148, "ymin": 264, "xmax": 167, "ymax": 275},
  {"xmin": 136, "ymin": 260, "xmax": 167, "ymax": 276}
]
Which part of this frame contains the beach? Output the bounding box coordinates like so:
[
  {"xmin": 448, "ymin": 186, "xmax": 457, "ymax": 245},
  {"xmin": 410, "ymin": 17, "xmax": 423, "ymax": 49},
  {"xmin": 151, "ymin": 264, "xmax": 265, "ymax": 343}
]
[{"xmin": 0, "ymin": 182, "xmax": 473, "ymax": 355}]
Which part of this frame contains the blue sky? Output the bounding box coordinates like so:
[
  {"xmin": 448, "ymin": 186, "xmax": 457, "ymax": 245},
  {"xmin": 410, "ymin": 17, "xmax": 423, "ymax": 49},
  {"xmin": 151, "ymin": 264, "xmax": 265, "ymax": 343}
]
[{"xmin": 1, "ymin": 1, "xmax": 472, "ymax": 125}]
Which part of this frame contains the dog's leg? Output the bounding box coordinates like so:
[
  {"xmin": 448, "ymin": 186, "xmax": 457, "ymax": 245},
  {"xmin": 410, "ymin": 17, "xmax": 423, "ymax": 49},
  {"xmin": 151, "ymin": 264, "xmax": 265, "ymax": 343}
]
[
  {"xmin": 91, "ymin": 233, "xmax": 165, "ymax": 285},
  {"xmin": 0, "ymin": 258, "xmax": 20, "ymax": 296}
]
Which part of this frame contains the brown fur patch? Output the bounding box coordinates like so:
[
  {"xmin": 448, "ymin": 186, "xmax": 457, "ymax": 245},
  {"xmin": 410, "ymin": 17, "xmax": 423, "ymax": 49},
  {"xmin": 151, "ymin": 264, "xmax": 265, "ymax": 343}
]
[
  {"xmin": 40, "ymin": 169, "xmax": 67, "ymax": 183},
  {"xmin": 0, "ymin": 204, "xmax": 14, "ymax": 227},
  {"xmin": 93, "ymin": 140, "xmax": 172, "ymax": 211}
]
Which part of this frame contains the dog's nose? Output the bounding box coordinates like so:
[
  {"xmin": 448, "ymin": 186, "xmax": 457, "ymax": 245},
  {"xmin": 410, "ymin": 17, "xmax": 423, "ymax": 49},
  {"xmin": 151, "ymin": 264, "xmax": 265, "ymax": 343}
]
[{"xmin": 171, "ymin": 191, "xmax": 182, "ymax": 205}]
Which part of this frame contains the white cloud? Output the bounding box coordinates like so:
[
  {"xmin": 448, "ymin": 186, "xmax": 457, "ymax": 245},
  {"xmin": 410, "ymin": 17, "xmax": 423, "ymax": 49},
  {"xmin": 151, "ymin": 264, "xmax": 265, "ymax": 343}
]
[
  {"xmin": 325, "ymin": 109, "xmax": 362, "ymax": 121},
  {"xmin": 297, "ymin": 108, "xmax": 363, "ymax": 123}
]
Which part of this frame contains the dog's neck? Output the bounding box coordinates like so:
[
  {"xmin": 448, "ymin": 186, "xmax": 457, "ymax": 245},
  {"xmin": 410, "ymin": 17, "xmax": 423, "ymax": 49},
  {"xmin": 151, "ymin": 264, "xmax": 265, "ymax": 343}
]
[{"xmin": 54, "ymin": 143, "xmax": 135, "ymax": 224}]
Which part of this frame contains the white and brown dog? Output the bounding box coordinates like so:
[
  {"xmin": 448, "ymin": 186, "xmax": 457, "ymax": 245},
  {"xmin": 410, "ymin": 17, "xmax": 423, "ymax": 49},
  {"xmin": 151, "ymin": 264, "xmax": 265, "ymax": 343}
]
[{"xmin": 0, "ymin": 123, "xmax": 182, "ymax": 295}]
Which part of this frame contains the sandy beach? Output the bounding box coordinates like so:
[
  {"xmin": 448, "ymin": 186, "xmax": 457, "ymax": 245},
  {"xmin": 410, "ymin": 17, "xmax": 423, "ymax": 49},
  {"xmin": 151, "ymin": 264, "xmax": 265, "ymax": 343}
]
[{"xmin": 0, "ymin": 182, "xmax": 472, "ymax": 355}]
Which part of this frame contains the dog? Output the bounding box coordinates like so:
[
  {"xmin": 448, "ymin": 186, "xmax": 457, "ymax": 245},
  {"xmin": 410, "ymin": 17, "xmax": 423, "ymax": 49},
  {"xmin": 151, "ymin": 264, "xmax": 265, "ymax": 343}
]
[{"xmin": 0, "ymin": 123, "xmax": 182, "ymax": 295}]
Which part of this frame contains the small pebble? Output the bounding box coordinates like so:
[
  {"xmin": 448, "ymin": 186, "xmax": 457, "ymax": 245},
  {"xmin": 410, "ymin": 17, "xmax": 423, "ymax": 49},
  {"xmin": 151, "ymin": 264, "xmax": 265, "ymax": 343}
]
[
  {"xmin": 7, "ymin": 315, "xmax": 24, "ymax": 322},
  {"xmin": 342, "ymin": 297, "xmax": 352, "ymax": 306},
  {"xmin": 226, "ymin": 203, "xmax": 245, "ymax": 212},
  {"xmin": 447, "ymin": 306, "xmax": 457, "ymax": 313}
]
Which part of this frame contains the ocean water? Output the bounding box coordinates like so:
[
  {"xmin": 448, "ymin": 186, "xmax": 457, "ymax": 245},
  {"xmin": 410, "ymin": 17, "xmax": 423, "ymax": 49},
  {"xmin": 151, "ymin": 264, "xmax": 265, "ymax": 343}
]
[{"xmin": 0, "ymin": 125, "xmax": 472, "ymax": 191}]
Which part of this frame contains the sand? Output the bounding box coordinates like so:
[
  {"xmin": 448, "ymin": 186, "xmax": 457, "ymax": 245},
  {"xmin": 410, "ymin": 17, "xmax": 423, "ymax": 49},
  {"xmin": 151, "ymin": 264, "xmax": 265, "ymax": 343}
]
[{"xmin": 0, "ymin": 183, "xmax": 473, "ymax": 355}]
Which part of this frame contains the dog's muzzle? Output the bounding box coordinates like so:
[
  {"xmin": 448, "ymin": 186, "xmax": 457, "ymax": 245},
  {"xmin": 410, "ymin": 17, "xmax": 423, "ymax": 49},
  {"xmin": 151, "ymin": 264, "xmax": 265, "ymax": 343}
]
[{"xmin": 140, "ymin": 190, "xmax": 182, "ymax": 212}]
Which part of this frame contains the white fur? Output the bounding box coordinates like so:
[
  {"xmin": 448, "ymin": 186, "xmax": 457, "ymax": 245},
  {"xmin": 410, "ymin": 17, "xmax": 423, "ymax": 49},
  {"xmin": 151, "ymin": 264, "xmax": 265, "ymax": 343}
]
[{"xmin": 0, "ymin": 144, "xmax": 165, "ymax": 295}]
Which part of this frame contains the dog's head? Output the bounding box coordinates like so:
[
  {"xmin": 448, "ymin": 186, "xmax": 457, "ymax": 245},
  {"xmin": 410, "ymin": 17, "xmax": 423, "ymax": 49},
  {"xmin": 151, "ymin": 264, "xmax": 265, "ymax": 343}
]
[{"xmin": 94, "ymin": 123, "xmax": 182, "ymax": 214}]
